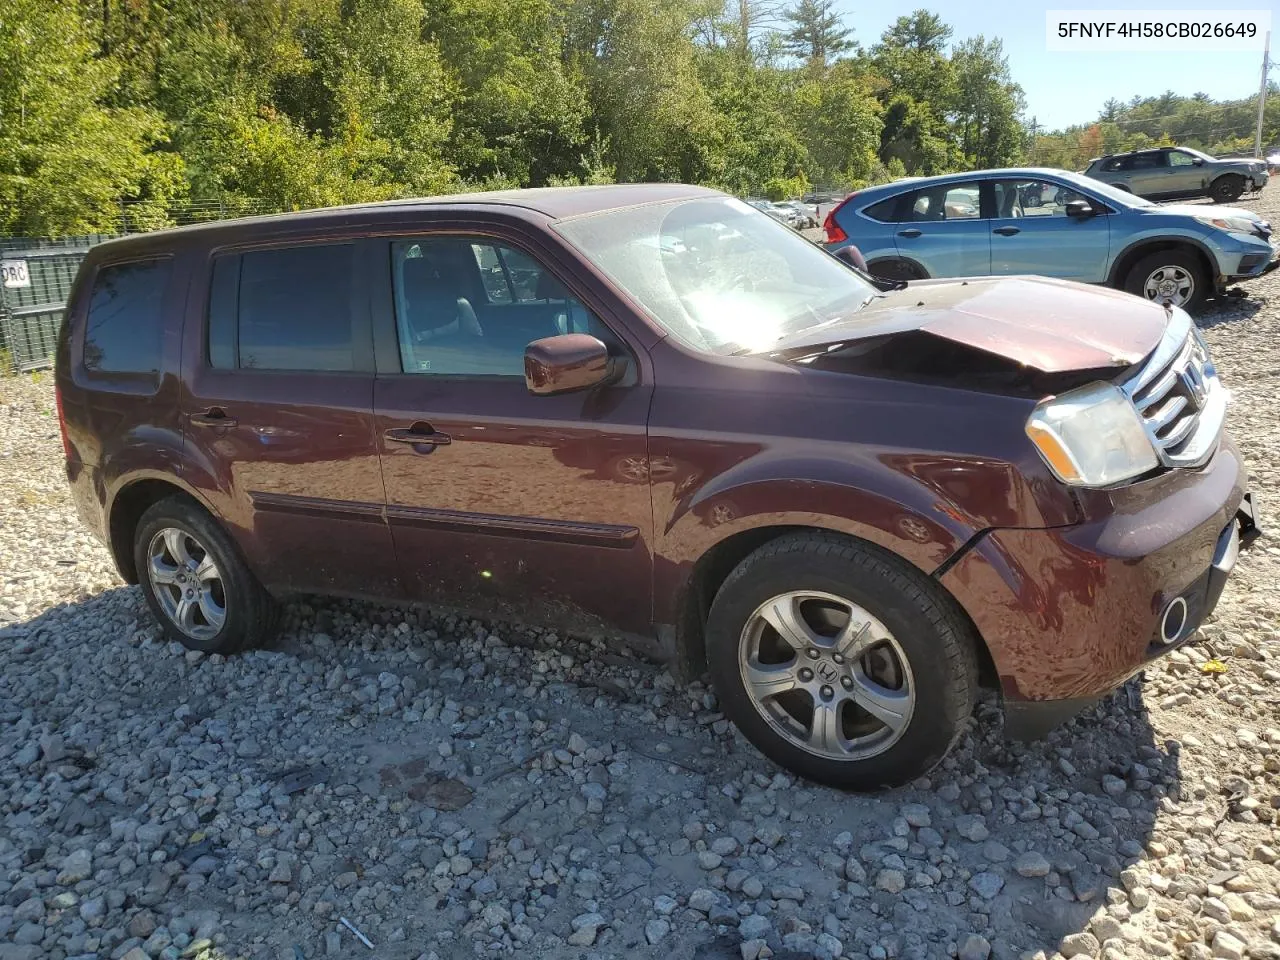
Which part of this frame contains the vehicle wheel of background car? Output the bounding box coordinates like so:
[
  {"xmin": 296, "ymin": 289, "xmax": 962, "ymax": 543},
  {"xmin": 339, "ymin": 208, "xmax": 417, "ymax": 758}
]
[
  {"xmin": 1210, "ymin": 174, "xmax": 1245, "ymax": 204},
  {"xmin": 1124, "ymin": 249, "xmax": 1208, "ymax": 310},
  {"xmin": 705, "ymin": 531, "xmax": 978, "ymax": 789},
  {"xmin": 133, "ymin": 497, "xmax": 281, "ymax": 654},
  {"xmin": 866, "ymin": 259, "xmax": 925, "ymax": 283}
]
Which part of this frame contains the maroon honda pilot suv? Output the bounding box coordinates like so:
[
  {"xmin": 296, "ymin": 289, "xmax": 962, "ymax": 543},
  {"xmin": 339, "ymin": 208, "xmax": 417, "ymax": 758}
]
[{"xmin": 55, "ymin": 184, "xmax": 1256, "ymax": 789}]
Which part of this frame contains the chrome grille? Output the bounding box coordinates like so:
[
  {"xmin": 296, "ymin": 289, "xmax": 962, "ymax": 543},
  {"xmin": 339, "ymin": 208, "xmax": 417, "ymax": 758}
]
[{"xmin": 1122, "ymin": 311, "xmax": 1226, "ymax": 468}]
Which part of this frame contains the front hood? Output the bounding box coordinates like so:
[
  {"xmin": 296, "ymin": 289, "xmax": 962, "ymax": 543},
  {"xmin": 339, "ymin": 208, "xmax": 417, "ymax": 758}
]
[
  {"xmin": 769, "ymin": 276, "xmax": 1169, "ymax": 374},
  {"xmin": 1153, "ymin": 203, "xmax": 1263, "ymax": 222}
]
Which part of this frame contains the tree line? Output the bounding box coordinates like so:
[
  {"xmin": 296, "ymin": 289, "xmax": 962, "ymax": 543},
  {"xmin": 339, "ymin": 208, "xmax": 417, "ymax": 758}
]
[
  {"xmin": 4, "ymin": 0, "xmax": 1272, "ymax": 239},
  {"xmin": 1030, "ymin": 89, "xmax": 1280, "ymax": 173},
  {"xmin": 2, "ymin": 0, "xmax": 1033, "ymax": 236}
]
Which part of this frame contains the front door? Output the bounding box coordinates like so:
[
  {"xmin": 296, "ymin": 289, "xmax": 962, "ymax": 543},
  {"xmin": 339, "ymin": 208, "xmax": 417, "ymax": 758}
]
[
  {"xmin": 370, "ymin": 232, "xmax": 656, "ymax": 638},
  {"xmin": 893, "ymin": 180, "xmax": 991, "ymax": 278},
  {"xmin": 1164, "ymin": 149, "xmax": 1205, "ymax": 195},
  {"xmin": 988, "ymin": 178, "xmax": 1111, "ymax": 282},
  {"xmin": 181, "ymin": 239, "xmax": 401, "ymax": 599}
]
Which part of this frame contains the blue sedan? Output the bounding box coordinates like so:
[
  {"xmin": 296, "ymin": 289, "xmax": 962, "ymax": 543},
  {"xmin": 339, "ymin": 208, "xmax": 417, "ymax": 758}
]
[{"xmin": 823, "ymin": 168, "xmax": 1276, "ymax": 310}]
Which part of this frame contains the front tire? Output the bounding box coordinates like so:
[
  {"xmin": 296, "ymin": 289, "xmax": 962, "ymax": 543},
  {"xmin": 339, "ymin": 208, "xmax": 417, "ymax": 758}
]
[
  {"xmin": 1123, "ymin": 249, "xmax": 1208, "ymax": 311},
  {"xmin": 705, "ymin": 532, "xmax": 977, "ymax": 789},
  {"xmin": 133, "ymin": 497, "xmax": 280, "ymax": 654},
  {"xmin": 1211, "ymin": 174, "xmax": 1244, "ymax": 204}
]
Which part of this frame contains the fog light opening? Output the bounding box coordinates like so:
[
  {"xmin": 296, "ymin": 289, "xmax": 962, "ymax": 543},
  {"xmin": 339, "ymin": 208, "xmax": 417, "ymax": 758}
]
[{"xmin": 1160, "ymin": 596, "xmax": 1188, "ymax": 645}]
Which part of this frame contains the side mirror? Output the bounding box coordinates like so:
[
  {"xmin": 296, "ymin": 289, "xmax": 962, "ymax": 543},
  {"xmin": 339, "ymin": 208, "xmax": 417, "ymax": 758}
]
[
  {"xmin": 1193, "ymin": 157, "xmax": 1204, "ymax": 166},
  {"xmin": 525, "ymin": 334, "xmax": 613, "ymax": 396},
  {"xmin": 1065, "ymin": 200, "xmax": 1096, "ymax": 219}
]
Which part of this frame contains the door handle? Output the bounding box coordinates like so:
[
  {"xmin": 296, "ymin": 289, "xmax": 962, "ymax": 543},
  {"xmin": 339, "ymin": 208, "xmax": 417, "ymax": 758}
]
[
  {"xmin": 189, "ymin": 408, "xmax": 238, "ymax": 428},
  {"xmin": 897, "ymin": 228, "xmax": 922, "ymax": 238},
  {"xmin": 385, "ymin": 424, "xmax": 451, "ymax": 446},
  {"xmin": 993, "ymin": 226, "xmax": 1021, "ymax": 236}
]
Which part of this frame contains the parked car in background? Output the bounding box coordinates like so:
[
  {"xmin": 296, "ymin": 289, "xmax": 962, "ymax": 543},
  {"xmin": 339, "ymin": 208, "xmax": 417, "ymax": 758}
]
[
  {"xmin": 823, "ymin": 167, "xmax": 1277, "ymax": 309},
  {"xmin": 1084, "ymin": 147, "xmax": 1269, "ymax": 203},
  {"xmin": 775, "ymin": 200, "xmax": 819, "ymax": 229},
  {"xmin": 746, "ymin": 198, "xmax": 805, "ymax": 229},
  {"xmin": 1267, "ymin": 150, "xmax": 1280, "ymax": 176},
  {"xmin": 56, "ymin": 184, "xmax": 1256, "ymax": 789}
]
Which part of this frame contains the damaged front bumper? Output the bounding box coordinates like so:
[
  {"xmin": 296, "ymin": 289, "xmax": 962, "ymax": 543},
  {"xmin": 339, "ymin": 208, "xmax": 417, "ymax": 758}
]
[
  {"xmin": 1002, "ymin": 493, "xmax": 1259, "ymax": 739},
  {"xmin": 939, "ymin": 437, "xmax": 1256, "ymax": 740}
]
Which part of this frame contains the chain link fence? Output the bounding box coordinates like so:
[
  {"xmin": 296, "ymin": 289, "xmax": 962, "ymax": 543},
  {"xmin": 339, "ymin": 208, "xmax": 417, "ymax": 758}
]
[
  {"xmin": 0, "ymin": 198, "xmax": 285, "ymax": 374},
  {"xmin": 0, "ymin": 236, "xmax": 111, "ymax": 374}
]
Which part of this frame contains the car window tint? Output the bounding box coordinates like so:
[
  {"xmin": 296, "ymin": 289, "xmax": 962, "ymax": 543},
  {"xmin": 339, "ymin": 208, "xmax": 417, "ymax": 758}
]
[
  {"xmin": 1101, "ymin": 158, "xmax": 1123, "ymax": 172},
  {"xmin": 1127, "ymin": 152, "xmax": 1165, "ymax": 170},
  {"xmin": 907, "ymin": 182, "xmax": 982, "ymax": 222},
  {"xmin": 391, "ymin": 238, "xmax": 613, "ymax": 377},
  {"xmin": 209, "ymin": 244, "xmax": 354, "ymax": 371},
  {"xmin": 861, "ymin": 197, "xmax": 901, "ymax": 222},
  {"xmin": 993, "ymin": 180, "xmax": 1089, "ymax": 218},
  {"xmin": 83, "ymin": 258, "xmax": 171, "ymax": 376}
]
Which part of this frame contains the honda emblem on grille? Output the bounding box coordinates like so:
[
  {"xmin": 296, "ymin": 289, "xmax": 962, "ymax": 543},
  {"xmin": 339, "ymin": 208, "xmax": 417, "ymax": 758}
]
[{"xmin": 1180, "ymin": 361, "xmax": 1208, "ymax": 411}]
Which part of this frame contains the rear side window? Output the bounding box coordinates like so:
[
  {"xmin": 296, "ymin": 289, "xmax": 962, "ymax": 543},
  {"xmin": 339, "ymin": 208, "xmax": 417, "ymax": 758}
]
[
  {"xmin": 861, "ymin": 197, "xmax": 901, "ymax": 223},
  {"xmin": 905, "ymin": 182, "xmax": 982, "ymax": 222},
  {"xmin": 207, "ymin": 243, "xmax": 354, "ymax": 371},
  {"xmin": 83, "ymin": 258, "xmax": 172, "ymax": 376}
]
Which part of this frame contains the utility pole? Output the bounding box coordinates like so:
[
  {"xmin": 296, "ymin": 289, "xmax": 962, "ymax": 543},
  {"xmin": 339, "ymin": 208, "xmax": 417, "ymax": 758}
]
[{"xmin": 1256, "ymin": 30, "xmax": 1271, "ymax": 159}]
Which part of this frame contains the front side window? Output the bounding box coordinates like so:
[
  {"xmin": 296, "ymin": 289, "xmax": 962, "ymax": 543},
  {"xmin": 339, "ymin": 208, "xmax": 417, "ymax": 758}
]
[
  {"xmin": 84, "ymin": 258, "xmax": 172, "ymax": 376},
  {"xmin": 1168, "ymin": 150, "xmax": 1197, "ymax": 167},
  {"xmin": 992, "ymin": 179, "xmax": 1090, "ymax": 218},
  {"xmin": 555, "ymin": 196, "xmax": 878, "ymax": 355},
  {"xmin": 907, "ymin": 183, "xmax": 982, "ymax": 221},
  {"xmin": 391, "ymin": 238, "xmax": 611, "ymax": 377},
  {"xmin": 208, "ymin": 243, "xmax": 354, "ymax": 371}
]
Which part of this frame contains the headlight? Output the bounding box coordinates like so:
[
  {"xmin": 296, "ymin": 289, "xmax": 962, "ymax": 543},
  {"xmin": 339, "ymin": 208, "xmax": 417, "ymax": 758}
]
[
  {"xmin": 1025, "ymin": 382, "xmax": 1158, "ymax": 487},
  {"xmin": 1195, "ymin": 215, "xmax": 1258, "ymax": 234}
]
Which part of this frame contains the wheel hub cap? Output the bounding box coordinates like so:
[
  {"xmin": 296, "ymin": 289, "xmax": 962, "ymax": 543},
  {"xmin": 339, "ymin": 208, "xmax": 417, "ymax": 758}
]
[
  {"xmin": 1144, "ymin": 266, "xmax": 1194, "ymax": 306},
  {"xmin": 146, "ymin": 527, "xmax": 226, "ymax": 641},
  {"xmin": 738, "ymin": 590, "xmax": 916, "ymax": 761}
]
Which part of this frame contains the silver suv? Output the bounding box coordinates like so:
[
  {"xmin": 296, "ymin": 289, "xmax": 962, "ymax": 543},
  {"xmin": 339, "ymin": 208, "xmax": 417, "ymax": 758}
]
[{"xmin": 1085, "ymin": 147, "xmax": 1268, "ymax": 204}]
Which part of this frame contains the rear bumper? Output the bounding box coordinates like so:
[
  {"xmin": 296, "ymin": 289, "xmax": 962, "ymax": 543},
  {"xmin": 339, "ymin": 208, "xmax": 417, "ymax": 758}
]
[{"xmin": 940, "ymin": 437, "xmax": 1254, "ymax": 736}]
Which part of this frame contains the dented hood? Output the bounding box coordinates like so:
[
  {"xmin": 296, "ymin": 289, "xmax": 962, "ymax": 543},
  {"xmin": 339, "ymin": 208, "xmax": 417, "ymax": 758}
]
[{"xmin": 772, "ymin": 276, "xmax": 1169, "ymax": 373}]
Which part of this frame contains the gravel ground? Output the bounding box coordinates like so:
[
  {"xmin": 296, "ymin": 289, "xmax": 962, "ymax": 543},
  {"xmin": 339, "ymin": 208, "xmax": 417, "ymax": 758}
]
[{"xmin": 3, "ymin": 195, "xmax": 1280, "ymax": 960}]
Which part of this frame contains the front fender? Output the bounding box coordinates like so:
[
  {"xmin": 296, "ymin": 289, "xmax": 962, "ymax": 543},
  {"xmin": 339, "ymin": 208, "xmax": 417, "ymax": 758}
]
[{"xmin": 652, "ymin": 450, "xmax": 1076, "ymax": 625}]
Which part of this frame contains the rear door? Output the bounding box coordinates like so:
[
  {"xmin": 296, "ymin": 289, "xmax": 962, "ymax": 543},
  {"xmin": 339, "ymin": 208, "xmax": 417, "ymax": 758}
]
[
  {"xmin": 893, "ymin": 180, "xmax": 991, "ymax": 278},
  {"xmin": 180, "ymin": 238, "xmax": 400, "ymax": 599},
  {"xmin": 1122, "ymin": 151, "xmax": 1169, "ymax": 197},
  {"xmin": 369, "ymin": 226, "xmax": 656, "ymax": 637},
  {"xmin": 988, "ymin": 178, "xmax": 1111, "ymax": 282}
]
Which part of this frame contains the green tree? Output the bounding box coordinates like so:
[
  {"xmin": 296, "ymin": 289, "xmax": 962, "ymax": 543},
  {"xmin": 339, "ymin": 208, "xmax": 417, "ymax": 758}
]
[
  {"xmin": 0, "ymin": 0, "xmax": 180, "ymax": 235},
  {"xmin": 779, "ymin": 0, "xmax": 855, "ymax": 65},
  {"xmin": 950, "ymin": 36, "xmax": 1025, "ymax": 167}
]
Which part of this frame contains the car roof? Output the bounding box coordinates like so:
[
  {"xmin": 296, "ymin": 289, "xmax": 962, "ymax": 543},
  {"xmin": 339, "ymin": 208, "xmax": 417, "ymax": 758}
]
[
  {"xmin": 89, "ymin": 183, "xmax": 721, "ymax": 256},
  {"xmin": 848, "ymin": 168, "xmax": 1087, "ymax": 200}
]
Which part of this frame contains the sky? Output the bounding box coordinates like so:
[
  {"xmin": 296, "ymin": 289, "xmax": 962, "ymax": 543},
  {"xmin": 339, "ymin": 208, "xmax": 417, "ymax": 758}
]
[{"xmin": 831, "ymin": 0, "xmax": 1273, "ymax": 131}]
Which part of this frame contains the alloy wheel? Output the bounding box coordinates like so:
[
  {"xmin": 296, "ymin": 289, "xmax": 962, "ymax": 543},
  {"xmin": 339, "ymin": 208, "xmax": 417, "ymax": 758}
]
[
  {"xmin": 1143, "ymin": 265, "xmax": 1195, "ymax": 307},
  {"xmin": 737, "ymin": 590, "xmax": 915, "ymax": 761},
  {"xmin": 146, "ymin": 527, "xmax": 227, "ymax": 641}
]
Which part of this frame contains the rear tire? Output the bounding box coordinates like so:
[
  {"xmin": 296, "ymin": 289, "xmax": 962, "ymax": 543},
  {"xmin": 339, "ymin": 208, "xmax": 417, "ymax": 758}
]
[
  {"xmin": 133, "ymin": 497, "xmax": 280, "ymax": 654},
  {"xmin": 1123, "ymin": 249, "xmax": 1209, "ymax": 311},
  {"xmin": 705, "ymin": 532, "xmax": 978, "ymax": 790},
  {"xmin": 1211, "ymin": 174, "xmax": 1244, "ymax": 204}
]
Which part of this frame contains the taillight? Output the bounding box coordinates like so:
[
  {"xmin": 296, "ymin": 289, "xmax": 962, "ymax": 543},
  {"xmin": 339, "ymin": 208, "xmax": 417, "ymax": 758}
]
[
  {"xmin": 823, "ymin": 194, "xmax": 855, "ymax": 244},
  {"xmin": 55, "ymin": 386, "xmax": 73, "ymax": 461},
  {"xmin": 823, "ymin": 210, "xmax": 847, "ymax": 244}
]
